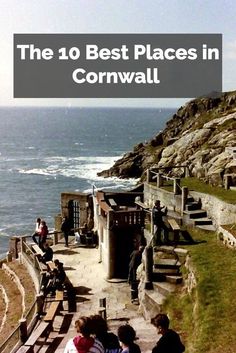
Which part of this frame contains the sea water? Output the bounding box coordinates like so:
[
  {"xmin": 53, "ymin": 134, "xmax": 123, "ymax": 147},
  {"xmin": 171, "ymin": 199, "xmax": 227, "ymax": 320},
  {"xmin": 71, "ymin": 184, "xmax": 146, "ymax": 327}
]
[{"xmin": 0, "ymin": 107, "xmax": 175, "ymax": 258}]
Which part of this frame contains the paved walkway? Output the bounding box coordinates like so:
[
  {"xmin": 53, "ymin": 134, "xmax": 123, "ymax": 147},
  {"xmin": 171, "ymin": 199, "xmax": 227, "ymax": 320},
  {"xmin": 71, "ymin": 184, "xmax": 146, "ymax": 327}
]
[{"xmin": 50, "ymin": 238, "xmax": 158, "ymax": 353}]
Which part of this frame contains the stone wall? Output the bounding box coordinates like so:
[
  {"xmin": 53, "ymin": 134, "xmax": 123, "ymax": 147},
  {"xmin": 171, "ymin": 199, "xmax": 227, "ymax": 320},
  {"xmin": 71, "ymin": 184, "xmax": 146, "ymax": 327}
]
[
  {"xmin": 144, "ymin": 183, "xmax": 182, "ymax": 212},
  {"xmin": 144, "ymin": 182, "xmax": 236, "ymax": 227},
  {"xmin": 190, "ymin": 191, "xmax": 236, "ymax": 226}
]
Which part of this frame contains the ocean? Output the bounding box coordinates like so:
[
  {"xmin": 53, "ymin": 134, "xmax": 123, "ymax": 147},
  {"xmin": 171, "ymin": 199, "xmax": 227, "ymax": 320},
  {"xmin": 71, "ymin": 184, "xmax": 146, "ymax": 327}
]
[{"xmin": 0, "ymin": 107, "xmax": 175, "ymax": 258}]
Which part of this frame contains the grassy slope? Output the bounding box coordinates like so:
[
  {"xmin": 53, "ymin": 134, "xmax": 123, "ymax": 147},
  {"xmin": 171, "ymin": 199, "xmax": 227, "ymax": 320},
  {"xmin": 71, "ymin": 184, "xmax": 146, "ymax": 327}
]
[
  {"xmin": 181, "ymin": 178, "xmax": 236, "ymax": 204},
  {"xmin": 163, "ymin": 228, "xmax": 236, "ymax": 353}
]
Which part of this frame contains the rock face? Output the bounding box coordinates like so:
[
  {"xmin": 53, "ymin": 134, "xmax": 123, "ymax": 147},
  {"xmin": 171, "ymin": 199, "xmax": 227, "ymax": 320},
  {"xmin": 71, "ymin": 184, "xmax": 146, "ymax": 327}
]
[{"xmin": 98, "ymin": 91, "xmax": 236, "ymax": 186}]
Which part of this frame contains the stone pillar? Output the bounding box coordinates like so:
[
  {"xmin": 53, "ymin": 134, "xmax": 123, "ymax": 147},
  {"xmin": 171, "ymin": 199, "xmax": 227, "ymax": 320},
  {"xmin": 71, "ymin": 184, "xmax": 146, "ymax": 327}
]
[
  {"xmin": 174, "ymin": 178, "xmax": 181, "ymax": 195},
  {"xmin": 144, "ymin": 246, "xmax": 153, "ymax": 290},
  {"xmin": 107, "ymin": 211, "xmax": 116, "ymax": 279},
  {"xmin": 19, "ymin": 318, "xmax": 27, "ymax": 343},
  {"xmin": 9, "ymin": 237, "xmax": 20, "ymax": 259},
  {"xmin": 156, "ymin": 173, "xmax": 163, "ymax": 188},
  {"xmin": 181, "ymin": 186, "xmax": 188, "ymax": 215}
]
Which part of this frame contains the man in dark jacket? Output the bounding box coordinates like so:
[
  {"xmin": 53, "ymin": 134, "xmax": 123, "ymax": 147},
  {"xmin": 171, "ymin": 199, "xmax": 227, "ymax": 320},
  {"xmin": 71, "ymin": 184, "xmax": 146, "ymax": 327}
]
[
  {"xmin": 61, "ymin": 216, "xmax": 71, "ymax": 247},
  {"xmin": 128, "ymin": 246, "xmax": 144, "ymax": 284},
  {"xmin": 151, "ymin": 313, "xmax": 185, "ymax": 353},
  {"xmin": 152, "ymin": 200, "xmax": 169, "ymax": 245}
]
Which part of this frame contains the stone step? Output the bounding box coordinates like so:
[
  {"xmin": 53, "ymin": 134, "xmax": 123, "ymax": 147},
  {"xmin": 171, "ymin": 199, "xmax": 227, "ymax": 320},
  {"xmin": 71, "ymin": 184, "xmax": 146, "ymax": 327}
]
[
  {"xmin": 154, "ymin": 259, "xmax": 181, "ymax": 269},
  {"xmin": 197, "ymin": 224, "xmax": 216, "ymax": 231},
  {"xmin": 230, "ymin": 186, "xmax": 236, "ymax": 191},
  {"xmin": 183, "ymin": 209, "xmax": 207, "ymax": 219},
  {"xmin": 153, "ymin": 281, "xmax": 176, "ymax": 296},
  {"xmin": 194, "ymin": 218, "xmax": 213, "ymax": 226},
  {"xmin": 153, "ymin": 268, "xmax": 181, "ymax": 280},
  {"xmin": 165, "ymin": 275, "xmax": 183, "ymax": 284},
  {"xmin": 185, "ymin": 202, "xmax": 201, "ymax": 211}
]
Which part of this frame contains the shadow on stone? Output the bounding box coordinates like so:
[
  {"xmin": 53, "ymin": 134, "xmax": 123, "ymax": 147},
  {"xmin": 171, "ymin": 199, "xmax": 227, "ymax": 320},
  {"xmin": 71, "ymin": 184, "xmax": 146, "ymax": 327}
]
[
  {"xmin": 75, "ymin": 285, "xmax": 93, "ymax": 295},
  {"xmin": 53, "ymin": 249, "xmax": 78, "ymax": 255},
  {"xmin": 59, "ymin": 313, "xmax": 74, "ymax": 334}
]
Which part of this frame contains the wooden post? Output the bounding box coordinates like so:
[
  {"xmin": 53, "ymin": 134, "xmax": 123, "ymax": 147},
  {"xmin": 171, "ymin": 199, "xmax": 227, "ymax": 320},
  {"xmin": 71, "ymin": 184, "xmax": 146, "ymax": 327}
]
[
  {"xmin": 20, "ymin": 237, "xmax": 26, "ymax": 254},
  {"xmin": 144, "ymin": 246, "xmax": 153, "ymax": 290},
  {"xmin": 156, "ymin": 173, "xmax": 163, "ymax": 188},
  {"xmin": 174, "ymin": 178, "xmax": 181, "ymax": 195},
  {"xmin": 53, "ymin": 231, "xmax": 58, "ymax": 245},
  {"xmin": 99, "ymin": 297, "xmax": 106, "ymax": 309},
  {"xmin": 224, "ymin": 175, "xmax": 230, "ymax": 190},
  {"xmin": 98, "ymin": 297, "xmax": 107, "ymax": 320},
  {"xmin": 181, "ymin": 186, "xmax": 188, "ymax": 216},
  {"xmin": 146, "ymin": 169, "xmax": 150, "ymax": 183},
  {"xmin": 19, "ymin": 318, "xmax": 27, "ymax": 343},
  {"xmin": 36, "ymin": 293, "xmax": 44, "ymax": 315}
]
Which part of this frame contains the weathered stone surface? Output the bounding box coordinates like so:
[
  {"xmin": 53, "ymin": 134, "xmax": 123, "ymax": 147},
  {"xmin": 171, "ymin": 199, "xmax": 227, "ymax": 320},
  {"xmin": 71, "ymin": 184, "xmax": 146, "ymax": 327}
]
[{"xmin": 98, "ymin": 91, "xmax": 236, "ymax": 186}]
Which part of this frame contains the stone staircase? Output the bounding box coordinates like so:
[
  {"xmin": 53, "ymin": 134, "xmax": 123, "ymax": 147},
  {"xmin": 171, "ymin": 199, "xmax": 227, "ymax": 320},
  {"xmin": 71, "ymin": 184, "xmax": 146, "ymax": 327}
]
[
  {"xmin": 139, "ymin": 245, "xmax": 187, "ymax": 320},
  {"xmin": 183, "ymin": 196, "xmax": 215, "ymax": 229}
]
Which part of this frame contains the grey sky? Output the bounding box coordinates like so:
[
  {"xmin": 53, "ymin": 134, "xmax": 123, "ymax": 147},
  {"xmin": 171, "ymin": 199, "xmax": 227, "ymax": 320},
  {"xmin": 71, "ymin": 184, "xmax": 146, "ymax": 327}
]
[{"xmin": 1, "ymin": 0, "xmax": 236, "ymax": 107}]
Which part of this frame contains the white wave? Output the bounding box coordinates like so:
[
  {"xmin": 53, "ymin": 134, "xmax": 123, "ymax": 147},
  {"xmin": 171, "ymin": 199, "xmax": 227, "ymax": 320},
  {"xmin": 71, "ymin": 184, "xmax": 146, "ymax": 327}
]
[
  {"xmin": 18, "ymin": 155, "xmax": 124, "ymax": 182},
  {"xmin": 19, "ymin": 168, "xmax": 52, "ymax": 176}
]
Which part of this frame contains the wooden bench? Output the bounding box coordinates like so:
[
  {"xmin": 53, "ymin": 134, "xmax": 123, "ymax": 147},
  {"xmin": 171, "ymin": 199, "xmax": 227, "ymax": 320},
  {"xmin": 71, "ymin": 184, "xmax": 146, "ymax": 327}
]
[
  {"xmin": 16, "ymin": 346, "xmax": 34, "ymax": 353},
  {"xmin": 32, "ymin": 244, "xmax": 44, "ymax": 256},
  {"xmin": 24, "ymin": 321, "xmax": 49, "ymax": 346},
  {"xmin": 55, "ymin": 290, "xmax": 64, "ymax": 301},
  {"xmin": 168, "ymin": 218, "xmax": 181, "ymax": 242},
  {"xmin": 46, "ymin": 260, "xmax": 56, "ymax": 271},
  {"xmin": 43, "ymin": 301, "xmax": 60, "ymax": 323}
]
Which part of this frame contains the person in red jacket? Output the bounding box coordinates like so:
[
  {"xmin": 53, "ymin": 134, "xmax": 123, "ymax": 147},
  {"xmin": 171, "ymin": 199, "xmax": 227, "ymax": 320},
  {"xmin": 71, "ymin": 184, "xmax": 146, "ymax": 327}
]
[{"xmin": 38, "ymin": 220, "xmax": 48, "ymax": 249}]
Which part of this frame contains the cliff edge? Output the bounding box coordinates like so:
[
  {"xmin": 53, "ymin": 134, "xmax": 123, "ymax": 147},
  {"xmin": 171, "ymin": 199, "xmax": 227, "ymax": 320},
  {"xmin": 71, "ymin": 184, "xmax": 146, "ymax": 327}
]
[{"xmin": 98, "ymin": 91, "xmax": 236, "ymax": 186}]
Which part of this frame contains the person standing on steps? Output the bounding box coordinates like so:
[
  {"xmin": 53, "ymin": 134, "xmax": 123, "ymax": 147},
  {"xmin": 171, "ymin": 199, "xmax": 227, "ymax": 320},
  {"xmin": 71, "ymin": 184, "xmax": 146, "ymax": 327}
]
[
  {"xmin": 128, "ymin": 245, "xmax": 144, "ymax": 284},
  {"xmin": 61, "ymin": 215, "xmax": 71, "ymax": 247},
  {"xmin": 151, "ymin": 313, "xmax": 185, "ymax": 353},
  {"xmin": 152, "ymin": 200, "xmax": 169, "ymax": 245}
]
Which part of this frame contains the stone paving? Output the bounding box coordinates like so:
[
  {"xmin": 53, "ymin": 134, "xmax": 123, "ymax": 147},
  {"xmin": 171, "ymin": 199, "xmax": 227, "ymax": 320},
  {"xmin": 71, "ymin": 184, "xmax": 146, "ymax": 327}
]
[{"xmin": 51, "ymin": 238, "xmax": 158, "ymax": 353}]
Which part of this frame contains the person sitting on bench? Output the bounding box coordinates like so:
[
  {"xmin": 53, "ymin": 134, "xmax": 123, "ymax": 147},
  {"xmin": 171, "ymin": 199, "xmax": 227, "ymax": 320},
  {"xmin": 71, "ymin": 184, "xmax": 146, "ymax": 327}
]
[
  {"xmin": 152, "ymin": 200, "xmax": 169, "ymax": 245},
  {"xmin": 41, "ymin": 242, "xmax": 53, "ymax": 264},
  {"xmin": 45, "ymin": 267, "xmax": 66, "ymax": 296}
]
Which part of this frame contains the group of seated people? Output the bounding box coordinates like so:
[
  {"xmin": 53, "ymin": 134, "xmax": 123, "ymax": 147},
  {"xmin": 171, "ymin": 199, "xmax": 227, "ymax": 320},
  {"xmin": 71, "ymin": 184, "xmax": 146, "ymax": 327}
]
[
  {"xmin": 64, "ymin": 315, "xmax": 141, "ymax": 353},
  {"xmin": 32, "ymin": 217, "xmax": 49, "ymax": 249},
  {"xmin": 64, "ymin": 313, "xmax": 185, "ymax": 353},
  {"xmin": 39, "ymin": 245, "xmax": 66, "ymax": 296}
]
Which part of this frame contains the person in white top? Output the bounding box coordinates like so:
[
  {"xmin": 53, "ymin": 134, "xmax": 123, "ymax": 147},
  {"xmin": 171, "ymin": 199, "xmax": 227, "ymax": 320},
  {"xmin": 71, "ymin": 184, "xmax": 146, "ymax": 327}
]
[{"xmin": 32, "ymin": 217, "xmax": 41, "ymax": 244}]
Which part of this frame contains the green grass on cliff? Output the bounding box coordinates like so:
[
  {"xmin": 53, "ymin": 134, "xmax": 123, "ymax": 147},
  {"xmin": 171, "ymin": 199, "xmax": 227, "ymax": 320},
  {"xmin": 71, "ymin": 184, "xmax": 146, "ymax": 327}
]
[
  {"xmin": 181, "ymin": 177, "xmax": 236, "ymax": 204},
  {"xmin": 163, "ymin": 228, "xmax": 236, "ymax": 353}
]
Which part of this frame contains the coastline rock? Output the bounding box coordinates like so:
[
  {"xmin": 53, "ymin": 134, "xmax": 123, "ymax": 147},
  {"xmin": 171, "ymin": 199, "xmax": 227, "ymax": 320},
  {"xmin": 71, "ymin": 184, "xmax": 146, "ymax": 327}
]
[{"xmin": 98, "ymin": 91, "xmax": 236, "ymax": 186}]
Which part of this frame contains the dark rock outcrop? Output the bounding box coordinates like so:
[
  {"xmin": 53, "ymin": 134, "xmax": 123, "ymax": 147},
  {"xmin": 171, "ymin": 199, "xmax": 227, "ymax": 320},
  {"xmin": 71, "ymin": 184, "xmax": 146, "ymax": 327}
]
[{"xmin": 98, "ymin": 91, "xmax": 236, "ymax": 186}]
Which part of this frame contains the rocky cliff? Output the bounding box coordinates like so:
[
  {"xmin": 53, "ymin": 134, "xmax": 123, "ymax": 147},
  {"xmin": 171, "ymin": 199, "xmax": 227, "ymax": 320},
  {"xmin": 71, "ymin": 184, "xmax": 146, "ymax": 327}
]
[{"xmin": 98, "ymin": 91, "xmax": 236, "ymax": 186}]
